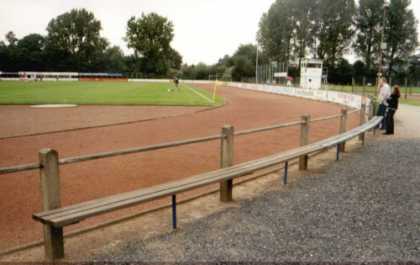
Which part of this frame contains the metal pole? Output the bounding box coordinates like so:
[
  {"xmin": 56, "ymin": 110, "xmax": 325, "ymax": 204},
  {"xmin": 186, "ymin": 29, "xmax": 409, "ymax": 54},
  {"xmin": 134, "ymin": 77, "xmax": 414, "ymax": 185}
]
[
  {"xmin": 283, "ymin": 161, "xmax": 289, "ymax": 185},
  {"xmin": 376, "ymin": 1, "xmax": 387, "ymax": 95},
  {"xmin": 336, "ymin": 145, "xmax": 340, "ymax": 161},
  {"xmin": 256, "ymin": 45, "xmax": 259, "ymax": 84},
  {"xmin": 359, "ymin": 104, "xmax": 367, "ymax": 144},
  {"xmin": 172, "ymin": 194, "xmax": 177, "ymax": 230}
]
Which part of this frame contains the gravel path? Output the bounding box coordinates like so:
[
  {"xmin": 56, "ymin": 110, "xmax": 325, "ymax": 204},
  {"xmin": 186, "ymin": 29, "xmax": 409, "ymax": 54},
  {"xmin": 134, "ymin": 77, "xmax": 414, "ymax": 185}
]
[{"xmin": 97, "ymin": 119, "xmax": 420, "ymax": 261}]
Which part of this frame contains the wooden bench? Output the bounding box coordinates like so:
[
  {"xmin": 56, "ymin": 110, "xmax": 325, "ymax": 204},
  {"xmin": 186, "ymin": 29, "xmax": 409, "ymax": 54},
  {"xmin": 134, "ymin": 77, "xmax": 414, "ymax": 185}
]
[{"xmin": 32, "ymin": 116, "xmax": 382, "ymax": 260}]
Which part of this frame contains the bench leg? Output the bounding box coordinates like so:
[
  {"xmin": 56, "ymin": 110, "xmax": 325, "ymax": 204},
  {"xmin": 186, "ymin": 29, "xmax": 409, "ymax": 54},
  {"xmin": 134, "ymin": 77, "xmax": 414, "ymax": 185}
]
[
  {"xmin": 339, "ymin": 142, "xmax": 346, "ymax": 153},
  {"xmin": 220, "ymin": 180, "xmax": 233, "ymax": 202},
  {"xmin": 171, "ymin": 195, "xmax": 177, "ymax": 230},
  {"xmin": 283, "ymin": 161, "xmax": 289, "ymax": 185},
  {"xmin": 43, "ymin": 224, "xmax": 64, "ymax": 260},
  {"xmin": 359, "ymin": 133, "xmax": 366, "ymax": 145},
  {"xmin": 299, "ymin": 155, "xmax": 308, "ymax": 171},
  {"xmin": 336, "ymin": 145, "xmax": 341, "ymax": 161}
]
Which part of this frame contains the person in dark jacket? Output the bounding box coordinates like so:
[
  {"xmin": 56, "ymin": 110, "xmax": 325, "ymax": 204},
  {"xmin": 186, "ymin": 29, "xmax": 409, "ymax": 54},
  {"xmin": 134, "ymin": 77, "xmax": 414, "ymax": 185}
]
[{"xmin": 384, "ymin": 85, "xmax": 400, "ymax": 135}]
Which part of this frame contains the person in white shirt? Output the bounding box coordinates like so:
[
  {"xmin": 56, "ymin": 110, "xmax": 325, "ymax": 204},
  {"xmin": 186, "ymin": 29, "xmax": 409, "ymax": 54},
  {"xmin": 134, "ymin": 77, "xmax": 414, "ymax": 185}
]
[{"xmin": 377, "ymin": 78, "xmax": 391, "ymax": 129}]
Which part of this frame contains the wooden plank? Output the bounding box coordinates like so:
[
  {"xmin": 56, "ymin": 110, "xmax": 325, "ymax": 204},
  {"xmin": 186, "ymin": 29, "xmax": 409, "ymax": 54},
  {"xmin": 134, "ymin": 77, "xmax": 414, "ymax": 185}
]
[
  {"xmin": 39, "ymin": 149, "xmax": 64, "ymax": 260},
  {"xmin": 220, "ymin": 125, "xmax": 234, "ymax": 202},
  {"xmin": 311, "ymin": 114, "xmax": 341, "ymax": 123},
  {"xmin": 1, "ymin": 121, "xmax": 303, "ymax": 175},
  {"xmin": 299, "ymin": 115, "xmax": 310, "ymax": 170},
  {"xmin": 0, "ymin": 163, "xmax": 40, "ymax": 175},
  {"xmin": 58, "ymin": 120, "xmax": 309, "ymax": 166},
  {"xmin": 36, "ymin": 119, "xmax": 381, "ymax": 226},
  {"xmin": 35, "ymin": 122, "xmax": 370, "ymax": 224},
  {"xmin": 0, "ymin": 113, "xmax": 361, "ymax": 175},
  {"xmin": 59, "ymin": 134, "xmax": 222, "ymax": 166},
  {"xmin": 33, "ymin": 117, "xmax": 382, "ymax": 228},
  {"xmin": 339, "ymin": 108, "xmax": 348, "ymax": 152},
  {"xmin": 235, "ymin": 121, "xmax": 302, "ymax": 136},
  {"xmin": 359, "ymin": 104, "xmax": 367, "ymax": 143}
]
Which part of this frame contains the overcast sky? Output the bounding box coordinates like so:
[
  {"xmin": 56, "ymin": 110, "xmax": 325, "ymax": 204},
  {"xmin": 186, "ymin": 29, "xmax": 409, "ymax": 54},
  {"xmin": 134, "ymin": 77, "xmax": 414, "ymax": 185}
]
[{"xmin": 0, "ymin": 0, "xmax": 419, "ymax": 65}]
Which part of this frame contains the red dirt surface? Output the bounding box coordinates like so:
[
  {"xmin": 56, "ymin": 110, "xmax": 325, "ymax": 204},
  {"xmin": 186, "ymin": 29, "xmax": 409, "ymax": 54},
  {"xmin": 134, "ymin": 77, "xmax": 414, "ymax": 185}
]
[
  {"xmin": 0, "ymin": 84, "xmax": 360, "ymax": 250},
  {"xmin": 0, "ymin": 105, "xmax": 208, "ymax": 139}
]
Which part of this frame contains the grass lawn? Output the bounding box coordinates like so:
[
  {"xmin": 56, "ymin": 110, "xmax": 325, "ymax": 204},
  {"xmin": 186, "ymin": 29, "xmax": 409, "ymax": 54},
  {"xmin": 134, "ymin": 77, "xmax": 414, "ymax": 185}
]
[{"xmin": 0, "ymin": 81, "xmax": 223, "ymax": 106}]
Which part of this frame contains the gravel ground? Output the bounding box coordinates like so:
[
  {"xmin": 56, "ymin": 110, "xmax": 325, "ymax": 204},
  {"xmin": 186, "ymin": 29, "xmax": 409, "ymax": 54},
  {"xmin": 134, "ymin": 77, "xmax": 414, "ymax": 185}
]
[{"xmin": 96, "ymin": 137, "xmax": 420, "ymax": 262}]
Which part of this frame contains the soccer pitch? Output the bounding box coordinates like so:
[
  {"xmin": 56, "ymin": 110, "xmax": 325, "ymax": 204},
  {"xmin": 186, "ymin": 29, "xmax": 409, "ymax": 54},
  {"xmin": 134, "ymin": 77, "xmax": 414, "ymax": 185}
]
[{"xmin": 0, "ymin": 81, "xmax": 223, "ymax": 106}]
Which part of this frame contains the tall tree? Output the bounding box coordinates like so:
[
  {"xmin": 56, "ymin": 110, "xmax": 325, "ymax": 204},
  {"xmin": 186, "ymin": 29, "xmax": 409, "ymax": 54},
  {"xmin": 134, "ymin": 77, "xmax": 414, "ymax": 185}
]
[
  {"xmin": 354, "ymin": 0, "xmax": 385, "ymax": 71},
  {"xmin": 126, "ymin": 12, "xmax": 181, "ymax": 76},
  {"xmin": 17, "ymin": 34, "xmax": 46, "ymax": 70},
  {"xmin": 231, "ymin": 44, "xmax": 257, "ymax": 81},
  {"xmin": 2, "ymin": 31, "xmax": 20, "ymax": 71},
  {"xmin": 258, "ymin": 0, "xmax": 295, "ymax": 64},
  {"xmin": 0, "ymin": 41, "xmax": 8, "ymax": 71},
  {"xmin": 46, "ymin": 8, "xmax": 108, "ymax": 71},
  {"xmin": 291, "ymin": 0, "xmax": 319, "ymax": 62},
  {"xmin": 315, "ymin": 0, "xmax": 356, "ymax": 66},
  {"xmin": 102, "ymin": 46, "xmax": 127, "ymax": 73},
  {"xmin": 5, "ymin": 31, "xmax": 18, "ymax": 46},
  {"xmin": 168, "ymin": 48, "xmax": 183, "ymax": 70},
  {"xmin": 384, "ymin": 0, "xmax": 418, "ymax": 78}
]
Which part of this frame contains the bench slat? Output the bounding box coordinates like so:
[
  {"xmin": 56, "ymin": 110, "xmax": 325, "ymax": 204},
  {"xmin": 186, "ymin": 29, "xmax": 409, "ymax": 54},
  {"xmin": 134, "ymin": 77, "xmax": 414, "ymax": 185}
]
[{"xmin": 33, "ymin": 117, "xmax": 381, "ymax": 227}]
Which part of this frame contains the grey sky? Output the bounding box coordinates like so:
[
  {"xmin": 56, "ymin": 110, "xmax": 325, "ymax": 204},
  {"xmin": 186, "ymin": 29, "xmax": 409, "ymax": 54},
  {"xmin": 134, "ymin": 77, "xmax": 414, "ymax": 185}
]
[{"xmin": 0, "ymin": 0, "xmax": 419, "ymax": 65}]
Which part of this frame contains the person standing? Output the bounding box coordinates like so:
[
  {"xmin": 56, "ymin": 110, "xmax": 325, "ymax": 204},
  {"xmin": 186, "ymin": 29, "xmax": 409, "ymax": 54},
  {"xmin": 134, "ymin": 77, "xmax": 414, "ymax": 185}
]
[
  {"xmin": 384, "ymin": 85, "xmax": 401, "ymax": 135},
  {"xmin": 377, "ymin": 78, "xmax": 391, "ymax": 129},
  {"xmin": 174, "ymin": 77, "xmax": 180, "ymax": 91}
]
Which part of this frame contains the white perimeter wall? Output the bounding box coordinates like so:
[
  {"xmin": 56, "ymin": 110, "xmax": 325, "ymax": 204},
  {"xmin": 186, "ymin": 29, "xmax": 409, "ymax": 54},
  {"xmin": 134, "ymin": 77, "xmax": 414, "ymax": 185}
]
[
  {"xmin": 226, "ymin": 82, "xmax": 369, "ymax": 110},
  {"xmin": 129, "ymin": 79, "xmax": 369, "ymax": 110}
]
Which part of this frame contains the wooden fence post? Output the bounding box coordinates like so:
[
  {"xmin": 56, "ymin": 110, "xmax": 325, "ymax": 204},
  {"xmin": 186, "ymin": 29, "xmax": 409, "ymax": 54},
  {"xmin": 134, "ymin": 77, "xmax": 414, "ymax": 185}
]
[
  {"xmin": 299, "ymin": 115, "xmax": 310, "ymax": 170},
  {"xmin": 359, "ymin": 104, "xmax": 367, "ymax": 144},
  {"xmin": 339, "ymin": 108, "xmax": 348, "ymax": 152},
  {"xmin": 369, "ymin": 100, "xmax": 376, "ymax": 120},
  {"xmin": 39, "ymin": 149, "xmax": 64, "ymax": 260},
  {"xmin": 220, "ymin": 125, "xmax": 234, "ymax": 202}
]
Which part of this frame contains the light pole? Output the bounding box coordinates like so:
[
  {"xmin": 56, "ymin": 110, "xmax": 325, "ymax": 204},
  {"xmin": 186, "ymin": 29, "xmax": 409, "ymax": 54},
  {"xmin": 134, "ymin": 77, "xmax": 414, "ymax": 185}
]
[
  {"xmin": 378, "ymin": 1, "xmax": 389, "ymax": 81},
  {"xmin": 256, "ymin": 43, "xmax": 259, "ymax": 84}
]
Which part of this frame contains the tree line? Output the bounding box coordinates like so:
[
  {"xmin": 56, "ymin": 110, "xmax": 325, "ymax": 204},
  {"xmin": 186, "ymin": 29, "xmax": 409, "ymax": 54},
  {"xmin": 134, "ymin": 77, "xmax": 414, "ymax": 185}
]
[
  {"xmin": 257, "ymin": 0, "xmax": 418, "ymax": 84},
  {"xmin": 0, "ymin": 9, "xmax": 181, "ymax": 77},
  {"xmin": 0, "ymin": 2, "xmax": 418, "ymax": 84},
  {"xmin": 179, "ymin": 0, "xmax": 419, "ymax": 84}
]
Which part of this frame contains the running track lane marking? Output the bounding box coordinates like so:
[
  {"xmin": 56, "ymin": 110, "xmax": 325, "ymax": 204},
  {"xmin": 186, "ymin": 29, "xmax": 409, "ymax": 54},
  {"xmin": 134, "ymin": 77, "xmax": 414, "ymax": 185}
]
[{"xmin": 185, "ymin": 85, "xmax": 215, "ymax": 104}]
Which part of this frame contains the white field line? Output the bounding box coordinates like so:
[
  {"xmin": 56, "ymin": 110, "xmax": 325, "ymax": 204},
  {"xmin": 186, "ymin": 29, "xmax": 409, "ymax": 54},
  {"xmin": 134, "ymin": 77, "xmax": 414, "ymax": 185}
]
[{"xmin": 185, "ymin": 85, "xmax": 215, "ymax": 104}]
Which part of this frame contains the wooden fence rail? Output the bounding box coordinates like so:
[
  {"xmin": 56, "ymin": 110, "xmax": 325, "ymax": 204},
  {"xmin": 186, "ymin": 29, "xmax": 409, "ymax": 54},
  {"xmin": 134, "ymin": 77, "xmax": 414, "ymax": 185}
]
[
  {"xmin": 0, "ymin": 107, "xmax": 364, "ymax": 175},
  {"xmin": 0, "ymin": 104, "xmax": 378, "ymax": 261},
  {"xmin": 32, "ymin": 114, "xmax": 382, "ymax": 260}
]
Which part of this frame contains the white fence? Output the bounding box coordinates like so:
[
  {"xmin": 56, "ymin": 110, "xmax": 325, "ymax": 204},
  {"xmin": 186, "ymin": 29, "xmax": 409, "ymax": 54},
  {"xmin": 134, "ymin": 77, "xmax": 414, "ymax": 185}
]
[
  {"xmin": 128, "ymin": 79, "xmax": 368, "ymax": 110},
  {"xmin": 226, "ymin": 82, "xmax": 369, "ymax": 110}
]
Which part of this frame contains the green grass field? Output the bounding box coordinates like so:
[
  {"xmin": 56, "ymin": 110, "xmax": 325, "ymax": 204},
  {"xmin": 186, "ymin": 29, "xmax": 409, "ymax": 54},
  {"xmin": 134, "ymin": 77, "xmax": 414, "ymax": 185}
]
[{"xmin": 0, "ymin": 81, "xmax": 223, "ymax": 106}]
